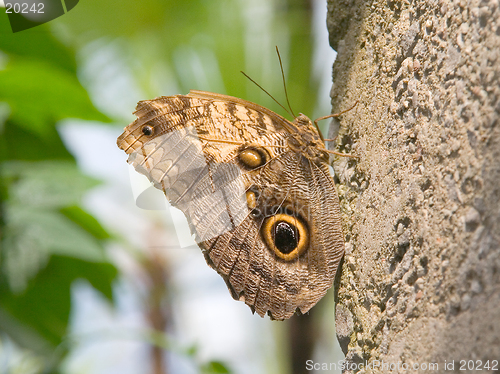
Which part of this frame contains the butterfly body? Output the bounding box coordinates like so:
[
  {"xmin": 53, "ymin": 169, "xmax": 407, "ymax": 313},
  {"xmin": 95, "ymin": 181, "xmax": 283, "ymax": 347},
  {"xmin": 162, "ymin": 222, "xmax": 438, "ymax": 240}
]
[{"xmin": 117, "ymin": 90, "xmax": 344, "ymax": 320}]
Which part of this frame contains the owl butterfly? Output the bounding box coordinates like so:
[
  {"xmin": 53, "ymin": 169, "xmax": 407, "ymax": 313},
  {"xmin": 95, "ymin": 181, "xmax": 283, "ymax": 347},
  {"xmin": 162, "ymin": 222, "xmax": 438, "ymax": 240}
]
[{"xmin": 117, "ymin": 89, "xmax": 346, "ymax": 320}]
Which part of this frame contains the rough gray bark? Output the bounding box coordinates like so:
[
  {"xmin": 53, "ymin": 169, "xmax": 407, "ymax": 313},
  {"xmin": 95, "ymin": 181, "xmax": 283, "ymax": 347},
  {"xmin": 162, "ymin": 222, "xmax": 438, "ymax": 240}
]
[{"xmin": 327, "ymin": 0, "xmax": 500, "ymax": 372}]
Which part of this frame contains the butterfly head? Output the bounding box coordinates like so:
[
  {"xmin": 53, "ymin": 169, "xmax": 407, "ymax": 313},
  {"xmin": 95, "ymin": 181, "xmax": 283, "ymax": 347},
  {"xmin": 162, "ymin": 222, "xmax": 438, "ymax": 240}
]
[{"xmin": 287, "ymin": 114, "xmax": 328, "ymax": 162}]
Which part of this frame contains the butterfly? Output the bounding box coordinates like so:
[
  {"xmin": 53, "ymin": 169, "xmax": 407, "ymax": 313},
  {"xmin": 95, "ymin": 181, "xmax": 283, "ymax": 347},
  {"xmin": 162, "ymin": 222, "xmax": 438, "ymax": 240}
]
[{"xmin": 117, "ymin": 90, "xmax": 345, "ymax": 320}]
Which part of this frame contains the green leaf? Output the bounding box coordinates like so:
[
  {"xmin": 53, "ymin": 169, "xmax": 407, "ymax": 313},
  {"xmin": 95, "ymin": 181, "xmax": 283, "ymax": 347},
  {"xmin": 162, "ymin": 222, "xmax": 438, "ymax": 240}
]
[
  {"xmin": 0, "ymin": 255, "xmax": 117, "ymax": 354},
  {"xmin": 200, "ymin": 360, "xmax": 232, "ymax": 374},
  {"xmin": 3, "ymin": 160, "xmax": 99, "ymax": 209},
  {"xmin": 1, "ymin": 161, "xmax": 110, "ymax": 292},
  {"xmin": 0, "ymin": 11, "xmax": 76, "ymax": 74},
  {"xmin": 0, "ymin": 59, "xmax": 110, "ymax": 139},
  {"xmin": 3, "ymin": 207, "xmax": 109, "ymax": 293},
  {"xmin": 0, "ymin": 118, "xmax": 74, "ymax": 162},
  {"xmin": 185, "ymin": 344, "xmax": 198, "ymax": 357},
  {"xmin": 60, "ymin": 206, "xmax": 111, "ymax": 240}
]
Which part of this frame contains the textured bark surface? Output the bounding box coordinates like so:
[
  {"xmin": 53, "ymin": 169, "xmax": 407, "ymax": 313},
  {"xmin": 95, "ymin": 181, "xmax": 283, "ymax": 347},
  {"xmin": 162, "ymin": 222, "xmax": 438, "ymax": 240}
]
[{"xmin": 327, "ymin": 0, "xmax": 500, "ymax": 372}]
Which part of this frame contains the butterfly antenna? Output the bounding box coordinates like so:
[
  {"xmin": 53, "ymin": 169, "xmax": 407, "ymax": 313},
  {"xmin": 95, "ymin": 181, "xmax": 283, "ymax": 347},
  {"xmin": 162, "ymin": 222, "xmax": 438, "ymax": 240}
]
[
  {"xmin": 275, "ymin": 46, "xmax": 296, "ymax": 118},
  {"xmin": 240, "ymin": 71, "xmax": 293, "ymax": 118}
]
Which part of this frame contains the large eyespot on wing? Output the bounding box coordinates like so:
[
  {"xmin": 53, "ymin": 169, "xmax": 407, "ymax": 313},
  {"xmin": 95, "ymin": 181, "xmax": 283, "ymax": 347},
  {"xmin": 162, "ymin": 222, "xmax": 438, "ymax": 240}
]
[{"xmin": 261, "ymin": 212, "xmax": 309, "ymax": 261}]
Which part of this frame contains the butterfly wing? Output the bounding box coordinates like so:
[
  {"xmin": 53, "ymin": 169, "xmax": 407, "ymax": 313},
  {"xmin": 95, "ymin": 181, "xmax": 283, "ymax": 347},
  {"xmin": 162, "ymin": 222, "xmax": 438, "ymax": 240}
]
[
  {"xmin": 117, "ymin": 92, "xmax": 344, "ymax": 320},
  {"xmin": 118, "ymin": 92, "xmax": 291, "ymax": 242},
  {"xmin": 204, "ymin": 151, "xmax": 344, "ymax": 320}
]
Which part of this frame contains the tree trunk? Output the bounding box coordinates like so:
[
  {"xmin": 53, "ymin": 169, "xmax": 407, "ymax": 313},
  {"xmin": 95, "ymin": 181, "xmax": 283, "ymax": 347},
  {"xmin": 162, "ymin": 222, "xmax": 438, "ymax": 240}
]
[{"xmin": 327, "ymin": 0, "xmax": 500, "ymax": 372}]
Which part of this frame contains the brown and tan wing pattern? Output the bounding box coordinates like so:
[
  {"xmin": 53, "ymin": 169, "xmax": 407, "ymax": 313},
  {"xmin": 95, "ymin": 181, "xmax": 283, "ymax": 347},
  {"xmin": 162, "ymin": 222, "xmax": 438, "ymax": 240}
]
[
  {"xmin": 204, "ymin": 152, "xmax": 344, "ymax": 320},
  {"xmin": 117, "ymin": 92, "xmax": 290, "ymax": 242},
  {"xmin": 117, "ymin": 91, "xmax": 344, "ymax": 320}
]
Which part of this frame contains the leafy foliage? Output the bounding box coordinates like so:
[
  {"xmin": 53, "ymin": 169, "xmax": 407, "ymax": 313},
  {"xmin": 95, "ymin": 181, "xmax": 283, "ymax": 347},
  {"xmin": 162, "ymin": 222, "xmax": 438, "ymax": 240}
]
[
  {"xmin": 0, "ymin": 10, "xmax": 116, "ymax": 371},
  {"xmin": 200, "ymin": 361, "xmax": 232, "ymax": 374}
]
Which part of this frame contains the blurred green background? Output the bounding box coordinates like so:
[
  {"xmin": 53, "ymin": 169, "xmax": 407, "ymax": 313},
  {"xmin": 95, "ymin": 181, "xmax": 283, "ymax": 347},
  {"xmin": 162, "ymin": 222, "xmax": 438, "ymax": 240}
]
[{"xmin": 0, "ymin": 0, "xmax": 342, "ymax": 373}]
